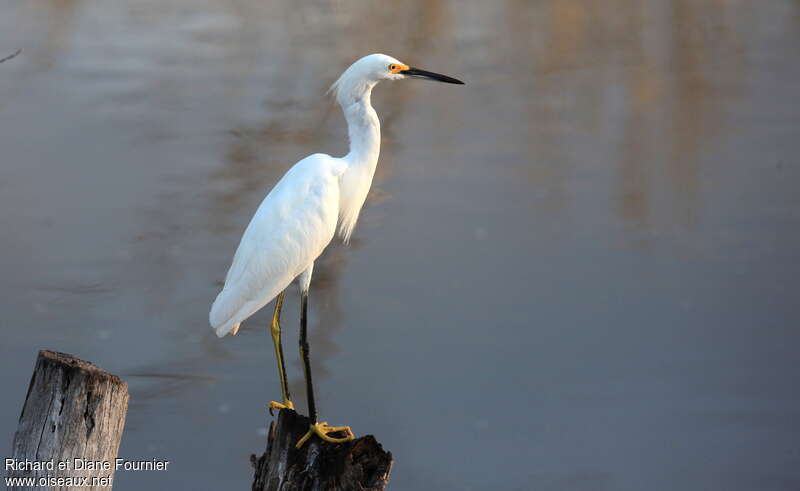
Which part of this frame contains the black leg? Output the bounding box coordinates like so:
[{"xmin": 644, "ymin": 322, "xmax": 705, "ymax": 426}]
[
  {"xmin": 299, "ymin": 290, "xmax": 317, "ymax": 422},
  {"xmin": 294, "ymin": 288, "xmax": 355, "ymax": 448}
]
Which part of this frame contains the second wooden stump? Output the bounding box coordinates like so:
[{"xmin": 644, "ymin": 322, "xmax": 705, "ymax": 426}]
[
  {"xmin": 9, "ymin": 350, "xmax": 129, "ymax": 490},
  {"xmin": 251, "ymin": 409, "xmax": 393, "ymax": 491}
]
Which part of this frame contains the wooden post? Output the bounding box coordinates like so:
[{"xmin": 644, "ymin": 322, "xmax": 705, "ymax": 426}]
[
  {"xmin": 251, "ymin": 409, "xmax": 393, "ymax": 491},
  {"xmin": 8, "ymin": 350, "xmax": 129, "ymax": 490}
]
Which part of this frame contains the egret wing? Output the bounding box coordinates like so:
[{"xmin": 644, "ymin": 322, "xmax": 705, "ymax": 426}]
[{"xmin": 210, "ymin": 154, "xmax": 345, "ymax": 337}]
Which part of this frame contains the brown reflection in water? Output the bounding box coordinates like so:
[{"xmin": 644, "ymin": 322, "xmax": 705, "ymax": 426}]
[
  {"xmin": 522, "ymin": 0, "xmax": 583, "ymax": 216},
  {"xmin": 513, "ymin": 0, "xmax": 746, "ymax": 241},
  {"xmin": 537, "ymin": 1, "xmax": 589, "ymax": 76},
  {"xmin": 619, "ymin": 0, "xmax": 745, "ymax": 237},
  {"xmin": 507, "ymin": 0, "xmax": 609, "ymax": 217},
  {"xmin": 24, "ymin": 0, "xmax": 82, "ymax": 69},
  {"xmin": 666, "ymin": 0, "xmax": 741, "ymax": 227},
  {"xmin": 618, "ymin": 1, "xmax": 657, "ymax": 242}
]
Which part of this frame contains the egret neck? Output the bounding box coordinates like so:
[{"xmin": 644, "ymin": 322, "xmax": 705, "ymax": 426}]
[{"xmin": 337, "ymin": 86, "xmax": 381, "ymax": 243}]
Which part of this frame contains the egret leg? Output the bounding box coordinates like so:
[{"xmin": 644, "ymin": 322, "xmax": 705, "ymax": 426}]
[
  {"xmin": 295, "ymin": 290, "xmax": 355, "ymax": 448},
  {"xmin": 268, "ymin": 291, "xmax": 294, "ymax": 413},
  {"xmin": 298, "ymin": 291, "xmax": 316, "ymax": 420}
]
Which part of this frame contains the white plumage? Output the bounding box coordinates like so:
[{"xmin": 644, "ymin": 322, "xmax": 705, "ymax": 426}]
[
  {"xmin": 209, "ymin": 53, "xmax": 463, "ymax": 338},
  {"xmin": 209, "ymin": 154, "xmax": 345, "ymax": 337}
]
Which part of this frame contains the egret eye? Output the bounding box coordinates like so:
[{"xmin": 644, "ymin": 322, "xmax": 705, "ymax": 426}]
[{"xmin": 389, "ymin": 64, "xmax": 397, "ymax": 72}]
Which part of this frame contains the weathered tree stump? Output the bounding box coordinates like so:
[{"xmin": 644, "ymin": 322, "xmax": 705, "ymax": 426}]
[
  {"xmin": 251, "ymin": 409, "xmax": 393, "ymax": 491},
  {"xmin": 9, "ymin": 350, "xmax": 129, "ymax": 490}
]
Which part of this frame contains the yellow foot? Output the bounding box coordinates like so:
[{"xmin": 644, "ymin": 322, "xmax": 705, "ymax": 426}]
[
  {"xmin": 268, "ymin": 400, "xmax": 295, "ymax": 415},
  {"xmin": 296, "ymin": 421, "xmax": 355, "ymax": 448}
]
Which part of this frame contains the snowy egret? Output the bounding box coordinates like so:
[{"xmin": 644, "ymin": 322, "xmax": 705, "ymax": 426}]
[{"xmin": 210, "ymin": 53, "xmax": 463, "ymax": 447}]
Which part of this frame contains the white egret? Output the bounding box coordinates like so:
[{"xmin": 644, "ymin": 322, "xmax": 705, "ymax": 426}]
[{"xmin": 209, "ymin": 53, "xmax": 463, "ymax": 447}]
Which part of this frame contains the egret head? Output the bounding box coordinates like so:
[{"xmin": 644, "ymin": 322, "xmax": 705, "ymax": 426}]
[{"xmin": 330, "ymin": 53, "xmax": 463, "ymax": 105}]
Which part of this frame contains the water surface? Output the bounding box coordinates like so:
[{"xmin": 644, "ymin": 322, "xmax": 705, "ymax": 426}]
[{"xmin": 1, "ymin": 1, "xmax": 799, "ymax": 489}]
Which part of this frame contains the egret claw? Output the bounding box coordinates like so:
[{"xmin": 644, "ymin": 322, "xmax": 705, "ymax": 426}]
[
  {"xmin": 296, "ymin": 421, "xmax": 355, "ymax": 448},
  {"xmin": 268, "ymin": 400, "xmax": 294, "ymax": 416}
]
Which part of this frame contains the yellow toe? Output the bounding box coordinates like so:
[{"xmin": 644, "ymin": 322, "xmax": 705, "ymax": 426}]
[
  {"xmin": 268, "ymin": 400, "xmax": 295, "ymax": 411},
  {"xmin": 296, "ymin": 421, "xmax": 355, "ymax": 448}
]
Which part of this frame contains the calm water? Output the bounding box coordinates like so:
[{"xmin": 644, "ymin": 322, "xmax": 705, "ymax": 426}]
[{"xmin": 2, "ymin": 1, "xmax": 799, "ymax": 489}]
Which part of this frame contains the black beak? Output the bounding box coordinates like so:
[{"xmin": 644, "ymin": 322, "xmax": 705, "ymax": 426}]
[{"xmin": 400, "ymin": 67, "xmax": 464, "ymax": 85}]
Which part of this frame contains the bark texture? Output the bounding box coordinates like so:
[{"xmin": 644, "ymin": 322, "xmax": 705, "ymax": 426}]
[
  {"xmin": 9, "ymin": 350, "xmax": 129, "ymax": 490},
  {"xmin": 251, "ymin": 409, "xmax": 393, "ymax": 491}
]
